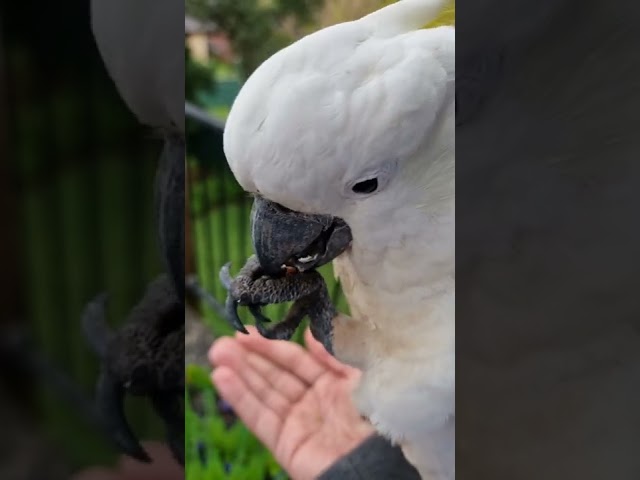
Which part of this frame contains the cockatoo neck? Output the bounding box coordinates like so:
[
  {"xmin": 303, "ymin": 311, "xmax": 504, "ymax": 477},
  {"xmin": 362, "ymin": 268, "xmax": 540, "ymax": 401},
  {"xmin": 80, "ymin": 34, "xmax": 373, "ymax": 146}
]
[{"xmin": 344, "ymin": 196, "xmax": 453, "ymax": 295}]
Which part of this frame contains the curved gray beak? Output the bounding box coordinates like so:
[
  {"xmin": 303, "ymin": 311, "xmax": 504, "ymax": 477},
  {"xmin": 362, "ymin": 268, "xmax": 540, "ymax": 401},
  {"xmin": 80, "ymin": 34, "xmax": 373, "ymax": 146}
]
[{"xmin": 250, "ymin": 196, "xmax": 353, "ymax": 276}]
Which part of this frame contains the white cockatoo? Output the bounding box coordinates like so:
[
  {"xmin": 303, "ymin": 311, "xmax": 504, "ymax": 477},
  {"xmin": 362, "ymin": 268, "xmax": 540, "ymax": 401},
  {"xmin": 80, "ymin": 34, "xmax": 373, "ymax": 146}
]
[{"xmin": 223, "ymin": 1, "xmax": 455, "ymax": 478}]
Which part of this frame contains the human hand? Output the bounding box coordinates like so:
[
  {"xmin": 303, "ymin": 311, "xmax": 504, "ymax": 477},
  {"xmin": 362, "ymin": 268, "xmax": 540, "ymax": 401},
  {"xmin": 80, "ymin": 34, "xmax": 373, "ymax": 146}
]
[
  {"xmin": 71, "ymin": 442, "xmax": 182, "ymax": 480},
  {"xmin": 209, "ymin": 327, "xmax": 375, "ymax": 480}
]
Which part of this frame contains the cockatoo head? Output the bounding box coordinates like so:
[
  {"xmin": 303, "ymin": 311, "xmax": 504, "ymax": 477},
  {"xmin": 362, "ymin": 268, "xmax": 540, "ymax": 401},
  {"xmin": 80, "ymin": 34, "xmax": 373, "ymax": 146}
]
[
  {"xmin": 224, "ymin": 0, "xmax": 454, "ymax": 276},
  {"xmin": 90, "ymin": 0, "xmax": 184, "ymax": 133}
]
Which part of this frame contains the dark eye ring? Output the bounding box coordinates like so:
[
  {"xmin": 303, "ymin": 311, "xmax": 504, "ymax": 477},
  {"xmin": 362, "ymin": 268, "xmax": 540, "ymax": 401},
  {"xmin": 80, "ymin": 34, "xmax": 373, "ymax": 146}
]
[{"xmin": 352, "ymin": 178, "xmax": 378, "ymax": 194}]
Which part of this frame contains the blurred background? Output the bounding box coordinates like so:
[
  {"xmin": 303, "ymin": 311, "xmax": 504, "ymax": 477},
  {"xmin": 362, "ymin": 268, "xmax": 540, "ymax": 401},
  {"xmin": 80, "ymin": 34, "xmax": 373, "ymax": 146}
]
[
  {"xmin": 184, "ymin": 1, "xmax": 454, "ymax": 479},
  {"xmin": 0, "ymin": 0, "xmax": 170, "ymax": 477}
]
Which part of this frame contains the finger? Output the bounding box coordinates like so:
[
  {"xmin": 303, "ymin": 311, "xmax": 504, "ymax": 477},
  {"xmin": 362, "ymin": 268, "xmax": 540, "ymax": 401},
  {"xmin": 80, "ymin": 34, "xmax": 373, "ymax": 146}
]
[
  {"xmin": 212, "ymin": 366, "xmax": 283, "ymax": 451},
  {"xmin": 304, "ymin": 328, "xmax": 359, "ymax": 378},
  {"xmin": 246, "ymin": 350, "xmax": 308, "ymax": 404},
  {"xmin": 210, "ymin": 337, "xmax": 292, "ymax": 417},
  {"xmin": 235, "ymin": 326, "xmax": 327, "ymax": 385}
]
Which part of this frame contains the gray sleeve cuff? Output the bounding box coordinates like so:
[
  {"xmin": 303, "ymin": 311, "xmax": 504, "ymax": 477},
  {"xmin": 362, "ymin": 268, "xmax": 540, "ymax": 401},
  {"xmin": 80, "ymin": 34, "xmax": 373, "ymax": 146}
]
[{"xmin": 317, "ymin": 434, "xmax": 422, "ymax": 480}]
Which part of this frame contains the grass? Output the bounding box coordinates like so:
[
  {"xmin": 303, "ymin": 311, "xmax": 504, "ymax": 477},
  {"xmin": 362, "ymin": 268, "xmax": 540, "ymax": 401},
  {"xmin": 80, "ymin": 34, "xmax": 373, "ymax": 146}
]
[{"xmin": 186, "ymin": 365, "xmax": 288, "ymax": 480}]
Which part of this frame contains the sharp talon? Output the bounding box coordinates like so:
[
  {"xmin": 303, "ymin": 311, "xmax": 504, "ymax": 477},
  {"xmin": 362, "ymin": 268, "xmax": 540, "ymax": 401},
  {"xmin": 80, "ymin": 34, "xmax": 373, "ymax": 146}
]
[
  {"xmin": 219, "ymin": 262, "xmax": 233, "ymax": 290},
  {"xmin": 151, "ymin": 393, "xmax": 184, "ymax": 466},
  {"xmin": 95, "ymin": 369, "xmax": 151, "ymax": 463},
  {"xmin": 225, "ymin": 294, "xmax": 249, "ymax": 334},
  {"xmin": 253, "ymin": 320, "xmax": 297, "ymax": 341},
  {"xmin": 249, "ymin": 305, "xmax": 271, "ymax": 324},
  {"xmin": 255, "ymin": 319, "xmax": 272, "ymax": 338},
  {"xmin": 82, "ymin": 293, "xmax": 112, "ymax": 360}
]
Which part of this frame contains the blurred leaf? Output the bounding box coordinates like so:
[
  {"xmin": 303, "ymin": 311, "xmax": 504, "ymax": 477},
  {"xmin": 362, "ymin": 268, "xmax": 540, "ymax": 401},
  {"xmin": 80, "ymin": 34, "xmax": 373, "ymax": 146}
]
[
  {"xmin": 187, "ymin": 363, "xmax": 212, "ymax": 388},
  {"xmin": 186, "ymin": 46, "xmax": 217, "ymax": 104},
  {"xmin": 186, "ymin": 0, "xmax": 323, "ymax": 78}
]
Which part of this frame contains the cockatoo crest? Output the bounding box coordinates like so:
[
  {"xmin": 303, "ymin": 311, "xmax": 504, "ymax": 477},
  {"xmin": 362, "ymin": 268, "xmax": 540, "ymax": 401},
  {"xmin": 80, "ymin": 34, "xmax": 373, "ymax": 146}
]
[{"xmin": 224, "ymin": 0, "xmax": 453, "ymax": 222}]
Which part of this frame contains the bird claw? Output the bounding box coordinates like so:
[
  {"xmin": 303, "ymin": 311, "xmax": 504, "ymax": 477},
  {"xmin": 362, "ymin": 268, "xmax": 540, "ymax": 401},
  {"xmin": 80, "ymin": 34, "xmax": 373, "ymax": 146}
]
[
  {"xmin": 221, "ymin": 263, "xmax": 251, "ymax": 334},
  {"xmin": 202, "ymin": 257, "xmax": 335, "ymax": 350},
  {"xmin": 82, "ymin": 294, "xmax": 147, "ymax": 461},
  {"xmin": 254, "ymin": 314, "xmax": 272, "ymax": 338},
  {"xmin": 220, "ymin": 258, "xmax": 275, "ymax": 335},
  {"xmin": 186, "ymin": 270, "xmax": 250, "ymax": 335},
  {"xmin": 219, "ymin": 262, "xmax": 233, "ymax": 290},
  {"xmin": 219, "ymin": 256, "xmax": 331, "ymax": 342},
  {"xmin": 95, "ymin": 368, "xmax": 152, "ymax": 463},
  {"xmin": 151, "ymin": 392, "xmax": 185, "ymax": 465},
  {"xmin": 82, "ymin": 276, "xmax": 185, "ymax": 466},
  {"xmin": 249, "ymin": 304, "xmax": 272, "ymax": 324},
  {"xmin": 224, "ymin": 293, "xmax": 249, "ymax": 334},
  {"xmin": 220, "ymin": 260, "xmax": 271, "ymax": 335}
]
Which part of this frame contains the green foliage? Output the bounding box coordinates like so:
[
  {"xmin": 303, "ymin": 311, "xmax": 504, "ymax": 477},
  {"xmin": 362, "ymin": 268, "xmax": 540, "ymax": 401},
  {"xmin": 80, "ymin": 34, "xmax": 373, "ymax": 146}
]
[
  {"xmin": 186, "ymin": 0, "xmax": 323, "ymax": 78},
  {"xmin": 186, "ymin": 46, "xmax": 218, "ymax": 105},
  {"xmin": 185, "ymin": 365, "xmax": 289, "ymax": 480}
]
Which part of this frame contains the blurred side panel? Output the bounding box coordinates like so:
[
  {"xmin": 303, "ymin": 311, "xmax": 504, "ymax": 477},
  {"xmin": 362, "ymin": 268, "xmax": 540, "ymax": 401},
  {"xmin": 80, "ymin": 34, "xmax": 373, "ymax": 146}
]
[
  {"xmin": 0, "ymin": 0, "xmax": 184, "ymax": 477},
  {"xmin": 456, "ymin": 0, "xmax": 640, "ymax": 478}
]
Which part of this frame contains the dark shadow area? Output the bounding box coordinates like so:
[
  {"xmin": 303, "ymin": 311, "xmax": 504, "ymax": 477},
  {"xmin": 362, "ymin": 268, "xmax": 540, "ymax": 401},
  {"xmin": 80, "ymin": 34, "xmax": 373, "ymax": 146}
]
[
  {"xmin": 457, "ymin": 0, "xmax": 640, "ymax": 478},
  {"xmin": 0, "ymin": 0, "xmax": 182, "ymax": 476}
]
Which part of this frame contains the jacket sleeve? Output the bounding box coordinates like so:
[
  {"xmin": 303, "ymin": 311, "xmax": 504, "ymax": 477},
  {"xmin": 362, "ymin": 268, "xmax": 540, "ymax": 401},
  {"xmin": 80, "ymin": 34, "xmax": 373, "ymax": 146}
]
[{"xmin": 317, "ymin": 434, "xmax": 422, "ymax": 480}]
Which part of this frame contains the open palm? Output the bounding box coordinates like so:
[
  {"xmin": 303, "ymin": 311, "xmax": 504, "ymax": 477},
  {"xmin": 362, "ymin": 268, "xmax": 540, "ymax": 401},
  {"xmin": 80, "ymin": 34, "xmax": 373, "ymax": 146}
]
[{"xmin": 209, "ymin": 327, "xmax": 375, "ymax": 480}]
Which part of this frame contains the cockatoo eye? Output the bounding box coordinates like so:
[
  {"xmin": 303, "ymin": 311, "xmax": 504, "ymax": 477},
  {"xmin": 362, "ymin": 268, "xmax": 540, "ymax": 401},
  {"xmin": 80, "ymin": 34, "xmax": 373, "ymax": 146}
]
[
  {"xmin": 345, "ymin": 160, "xmax": 396, "ymax": 198},
  {"xmin": 352, "ymin": 178, "xmax": 379, "ymax": 194}
]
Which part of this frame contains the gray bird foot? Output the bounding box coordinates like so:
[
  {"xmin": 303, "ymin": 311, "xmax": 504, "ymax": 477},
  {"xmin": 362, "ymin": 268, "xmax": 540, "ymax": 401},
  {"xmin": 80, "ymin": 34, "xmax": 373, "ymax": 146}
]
[
  {"xmin": 218, "ymin": 255, "xmax": 336, "ymax": 354},
  {"xmin": 82, "ymin": 275, "xmax": 185, "ymax": 466}
]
